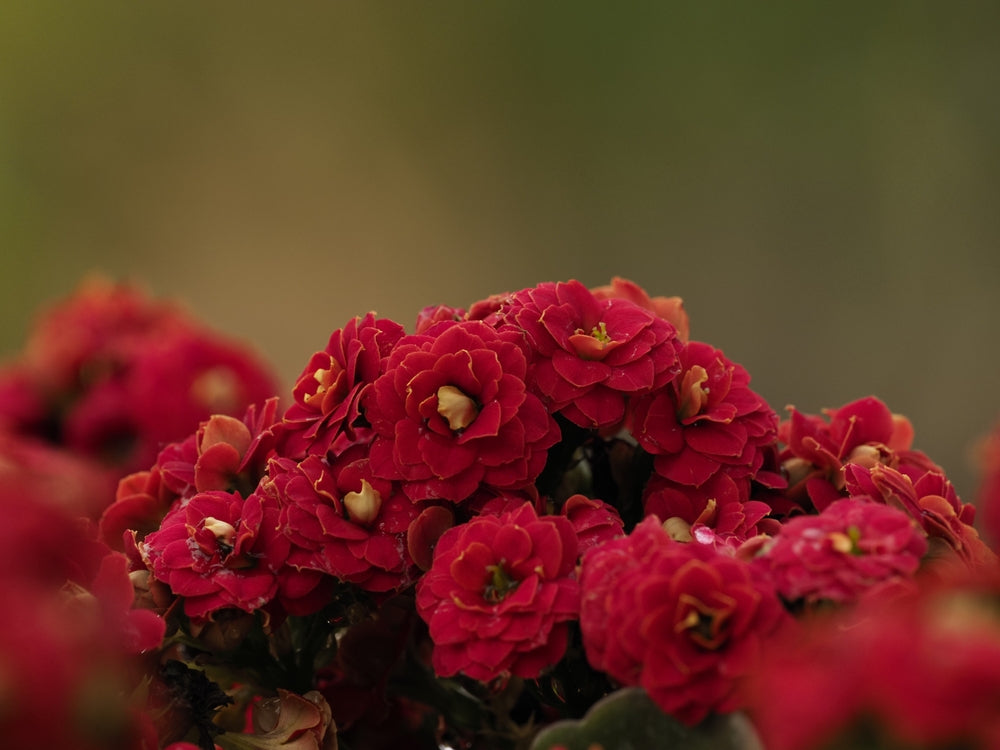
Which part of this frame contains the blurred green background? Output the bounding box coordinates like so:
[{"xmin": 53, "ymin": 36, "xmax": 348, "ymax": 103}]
[{"xmin": 2, "ymin": 2, "xmax": 999, "ymax": 497}]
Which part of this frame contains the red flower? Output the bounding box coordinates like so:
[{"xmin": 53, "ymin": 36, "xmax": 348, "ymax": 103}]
[
  {"xmin": 140, "ymin": 489, "xmax": 293, "ymax": 621},
  {"xmin": 579, "ymin": 517, "xmax": 787, "ymax": 725},
  {"xmin": 124, "ymin": 330, "xmax": 279, "ymax": 470},
  {"xmin": 754, "ymin": 497, "xmax": 927, "ymax": 606},
  {"xmin": 279, "ymin": 313, "xmax": 404, "ymax": 460},
  {"xmin": 495, "ymin": 280, "xmax": 681, "ymax": 429},
  {"xmin": 269, "ymin": 451, "xmax": 420, "ymax": 593},
  {"xmin": 642, "ymin": 471, "xmax": 773, "ymax": 546},
  {"xmin": 415, "ymin": 502, "xmax": 579, "ymax": 681},
  {"xmin": 0, "ymin": 278, "xmax": 279, "ymax": 478},
  {"xmin": 844, "ymin": 462, "xmax": 996, "ymax": 573},
  {"xmin": 778, "ymin": 395, "xmax": 936, "ymax": 513},
  {"xmin": 591, "ymin": 276, "xmax": 691, "ymax": 344},
  {"xmin": 100, "ymin": 399, "xmax": 280, "ymax": 550},
  {"xmin": 746, "ymin": 573, "xmax": 1000, "ymax": 750},
  {"xmin": 560, "ymin": 494, "xmax": 625, "ymax": 557},
  {"xmin": 367, "ymin": 320, "xmax": 559, "ymax": 503},
  {"xmin": 631, "ymin": 340, "xmax": 778, "ymax": 488}
]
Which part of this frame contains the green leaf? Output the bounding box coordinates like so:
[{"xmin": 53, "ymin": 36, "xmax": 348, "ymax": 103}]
[{"xmin": 529, "ymin": 687, "xmax": 763, "ymax": 750}]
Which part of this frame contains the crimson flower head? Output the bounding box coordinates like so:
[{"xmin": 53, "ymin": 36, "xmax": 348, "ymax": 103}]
[
  {"xmin": 631, "ymin": 340, "xmax": 778, "ymax": 488},
  {"xmin": 415, "ymin": 502, "xmax": 580, "ymax": 681},
  {"xmin": 590, "ymin": 276, "xmax": 691, "ymax": 344},
  {"xmin": 494, "ymin": 280, "xmax": 681, "ymax": 429},
  {"xmin": 367, "ymin": 320, "xmax": 559, "ymax": 503},
  {"xmin": 778, "ymin": 395, "xmax": 937, "ymax": 513},
  {"xmin": 844, "ymin": 462, "xmax": 996, "ymax": 573},
  {"xmin": 642, "ymin": 470, "xmax": 774, "ymax": 547},
  {"xmin": 279, "ymin": 313, "xmax": 405, "ymax": 460},
  {"xmin": 139, "ymin": 489, "xmax": 296, "ymax": 621},
  {"xmin": 753, "ymin": 496, "xmax": 928, "ymax": 606},
  {"xmin": 579, "ymin": 516, "xmax": 788, "ymax": 726},
  {"xmin": 269, "ymin": 450, "xmax": 420, "ymax": 593}
]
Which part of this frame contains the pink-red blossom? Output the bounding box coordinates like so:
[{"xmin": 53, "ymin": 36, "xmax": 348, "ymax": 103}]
[
  {"xmin": 415, "ymin": 502, "xmax": 579, "ymax": 681},
  {"xmin": 631, "ymin": 340, "xmax": 778, "ymax": 488},
  {"xmin": 269, "ymin": 451, "xmax": 420, "ymax": 593},
  {"xmin": 278, "ymin": 313, "xmax": 404, "ymax": 460},
  {"xmin": 753, "ymin": 496, "xmax": 928, "ymax": 606},
  {"xmin": 579, "ymin": 516, "xmax": 788, "ymax": 725},
  {"xmin": 494, "ymin": 280, "xmax": 681, "ymax": 429},
  {"xmin": 367, "ymin": 320, "xmax": 559, "ymax": 503},
  {"xmin": 778, "ymin": 395, "xmax": 938, "ymax": 513}
]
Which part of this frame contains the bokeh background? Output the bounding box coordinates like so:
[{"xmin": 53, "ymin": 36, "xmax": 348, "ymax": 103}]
[{"xmin": 2, "ymin": 2, "xmax": 999, "ymax": 498}]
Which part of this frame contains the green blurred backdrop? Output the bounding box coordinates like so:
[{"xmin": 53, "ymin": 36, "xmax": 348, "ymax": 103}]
[{"xmin": 2, "ymin": 2, "xmax": 999, "ymax": 497}]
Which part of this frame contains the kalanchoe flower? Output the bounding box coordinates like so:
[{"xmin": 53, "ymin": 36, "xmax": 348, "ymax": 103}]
[
  {"xmin": 591, "ymin": 276, "xmax": 691, "ymax": 344},
  {"xmin": 99, "ymin": 399, "xmax": 280, "ymax": 550},
  {"xmin": 367, "ymin": 320, "xmax": 560, "ymax": 503},
  {"xmin": 753, "ymin": 496, "xmax": 928, "ymax": 607},
  {"xmin": 778, "ymin": 395, "xmax": 940, "ymax": 513},
  {"xmin": 0, "ymin": 277, "xmax": 279, "ymax": 480},
  {"xmin": 560, "ymin": 494, "xmax": 625, "ymax": 557},
  {"xmin": 745, "ymin": 571, "xmax": 1000, "ymax": 750},
  {"xmin": 844, "ymin": 462, "xmax": 996, "ymax": 573},
  {"xmin": 631, "ymin": 340, "xmax": 779, "ymax": 488},
  {"xmin": 642, "ymin": 471, "xmax": 775, "ymax": 547},
  {"xmin": 139, "ymin": 488, "xmax": 319, "ymax": 621},
  {"xmin": 579, "ymin": 516, "xmax": 788, "ymax": 726},
  {"xmin": 415, "ymin": 502, "xmax": 580, "ymax": 681},
  {"xmin": 493, "ymin": 279, "xmax": 681, "ymax": 430},
  {"xmin": 269, "ymin": 450, "xmax": 420, "ymax": 592},
  {"xmin": 278, "ymin": 313, "xmax": 405, "ymax": 460}
]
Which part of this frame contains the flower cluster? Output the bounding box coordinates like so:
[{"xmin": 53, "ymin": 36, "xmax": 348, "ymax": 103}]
[{"xmin": 2, "ymin": 275, "xmax": 999, "ymax": 750}]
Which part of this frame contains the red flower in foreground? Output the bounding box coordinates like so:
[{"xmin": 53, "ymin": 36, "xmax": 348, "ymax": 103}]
[
  {"xmin": 631, "ymin": 340, "xmax": 778, "ymax": 488},
  {"xmin": 746, "ymin": 573, "xmax": 1000, "ymax": 750},
  {"xmin": 754, "ymin": 497, "xmax": 927, "ymax": 606},
  {"xmin": 415, "ymin": 502, "xmax": 579, "ymax": 681},
  {"xmin": 580, "ymin": 517, "xmax": 788, "ymax": 725},
  {"xmin": 495, "ymin": 280, "xmax": 681, "ymax": 429},
  {"xmin": 368, "ymin": 320, "xmax": 559, "ymax": 503}
]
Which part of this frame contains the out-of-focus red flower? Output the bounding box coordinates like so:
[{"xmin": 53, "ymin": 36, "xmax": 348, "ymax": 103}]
[
  {"xmin": 279, "ymin": 313, "xmax": 405, "ymax": 460},
  {"xmin": 579, "ymin": 516, "xmax": 788, "ymax": 726},
  {"xmin": 0, "ymin": 277, "xmax": 280, "ymax": 485},
  {"xmin": 0, "ymin": 430, "xmax": 118, "ymax": 519},
  {"xmin": 591, "ymin": 276, "xmax": 691, "ymax": 344},
  {"xmin": 415, "ymin": 502, "xmax": 579, "ymax": 681},
  {"xmin": 269, "ymin": 450, "xmax": 420, "ymax": 593},
  {"xmin": 123, "ymin": 331, "xmax": 279, "ymax": 469},
  {"xmin": 746, "ymin": 571, "xmax": 1000, "ymax": 750},
  {"xmin": 368, "ymin": 320, "xmax": 559, "ymax": 503},
  {"xmin": 631, "ymin": 340, "xmax": 778, "ymax": 489},
  {"xmin": 753, "ymin": 496, "xmax": 927, "ymax": 606},
  {"xmin": 0, "ymin": 488, "xmax": 163, "ymax": 750},
  {"xmin": 494, "ymin": 280, "xmax": 681, "ymax": 430},
  {"xmin": 778, "ymin": 395, "xmax": 938, "ymax": 513}
]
